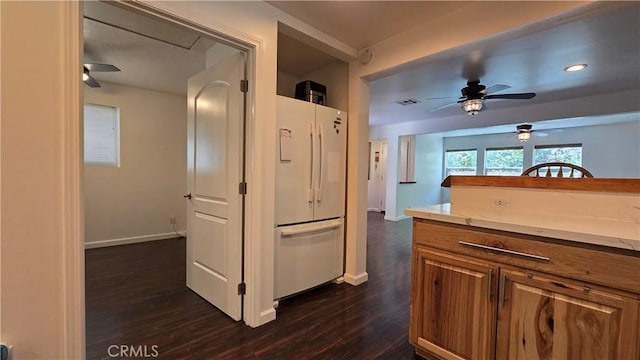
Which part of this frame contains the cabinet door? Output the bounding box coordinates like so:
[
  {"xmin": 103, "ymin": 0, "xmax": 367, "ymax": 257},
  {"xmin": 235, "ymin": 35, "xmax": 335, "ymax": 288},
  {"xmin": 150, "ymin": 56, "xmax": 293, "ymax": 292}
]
[
  {"xmin": 410, "ymin": 248, "xmax": 498, "ymax": 360},
  {"xmin": 497, "ymin": 268, "xmax": 639, "ymax": 360}
]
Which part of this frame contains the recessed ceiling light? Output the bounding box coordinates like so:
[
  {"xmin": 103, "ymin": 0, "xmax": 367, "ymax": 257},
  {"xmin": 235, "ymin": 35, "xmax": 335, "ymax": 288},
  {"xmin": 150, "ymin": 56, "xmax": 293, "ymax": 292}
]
[{"xmin": 564, "ymin": 64, "xmax": 588, "ymax": 72}]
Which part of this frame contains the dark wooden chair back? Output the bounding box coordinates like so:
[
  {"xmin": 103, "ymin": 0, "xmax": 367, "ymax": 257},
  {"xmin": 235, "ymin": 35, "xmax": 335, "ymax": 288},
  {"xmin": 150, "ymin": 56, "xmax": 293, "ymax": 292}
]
[{"xmin": 521, "ymin": 162, "xmax": 593, "ymax": 178}]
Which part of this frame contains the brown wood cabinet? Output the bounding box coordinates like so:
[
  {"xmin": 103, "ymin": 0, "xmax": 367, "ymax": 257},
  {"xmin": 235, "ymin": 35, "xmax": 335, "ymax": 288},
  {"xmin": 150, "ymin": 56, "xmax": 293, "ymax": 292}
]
[
  {"xmin": 410, "ymin": 218, "xmax": 640, "ymax": 360},
  {"xmin": 412, "ymin": 248, "xmax": 497, "ymax": 360}
]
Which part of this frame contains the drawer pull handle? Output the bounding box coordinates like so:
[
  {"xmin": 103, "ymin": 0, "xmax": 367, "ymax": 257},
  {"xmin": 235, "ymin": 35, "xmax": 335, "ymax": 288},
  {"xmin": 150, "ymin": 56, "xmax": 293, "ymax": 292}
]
[
  {"xmin": 458, "ymin": 241, "xmax": 550, "ymax": 261},
  {"xmin": 500, "ymin": 274, "xmax": 507, "ymax": 308}
]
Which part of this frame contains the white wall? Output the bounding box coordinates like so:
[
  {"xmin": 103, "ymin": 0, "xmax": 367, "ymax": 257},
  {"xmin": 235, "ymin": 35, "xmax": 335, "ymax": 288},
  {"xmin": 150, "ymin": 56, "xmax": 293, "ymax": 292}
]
[
  {"xmin": 1, "ymin": 2, "xmax": 84, "ymax": 358},
  {"xmin": 277, "ymin": 70, "xmax": 300, "ymax": 98},
  {"xmin": 396, "ymin": 133, "xmax": 443, "ymax": 218},
  {"xmin": 303, "ymin": 61, "xmax": 349, "ymax": 111},
  {"xmin": 440, "ymin": 120, "xmax": 640, "ymax": 201},
  {"xmin": 379, "ymin": 120, "xmax": 640, "ymax": 212},
  {"xmin": 84, "ymin": 82, "xmax": 187, "ymax": 247},
  {"xmin": 277, "ymin": 61, "xmax": 349, "ymax": 111},
  {"xmin": 444, "ymin": 120, "xmax": 640, "ymax": 177}
]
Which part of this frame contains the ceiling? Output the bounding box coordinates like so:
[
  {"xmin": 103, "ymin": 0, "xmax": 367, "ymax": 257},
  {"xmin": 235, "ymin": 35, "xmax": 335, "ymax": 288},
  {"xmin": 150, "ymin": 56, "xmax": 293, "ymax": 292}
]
[
  {"xmin": 83, "ymin": 1, "xmax": 217, "ymax": 95},
  {"xmin": 270, "ymin": 1, "xmax": 639, "ymax": 131},
  {"xmin": 268, "ymin": 1, "xmax": 469, "ymax": 49},
  {"xmin": 84, "ymin": 1, "xmax": 640, "ymax": 133},
  {"xmin": 367, "ymin": 2, "xmax": 640, "ymax": 127}
]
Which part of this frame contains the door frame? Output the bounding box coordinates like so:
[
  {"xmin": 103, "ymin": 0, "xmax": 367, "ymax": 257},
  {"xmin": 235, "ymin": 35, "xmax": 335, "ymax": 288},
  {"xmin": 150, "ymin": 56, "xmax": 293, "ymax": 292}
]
[
  {"xmin": 107, "ymin": 0, "xmax": 264, "ymax": 324},
  {"xmin": 62, "ymin": 1, "xmax": 263, "ymax": 356}
]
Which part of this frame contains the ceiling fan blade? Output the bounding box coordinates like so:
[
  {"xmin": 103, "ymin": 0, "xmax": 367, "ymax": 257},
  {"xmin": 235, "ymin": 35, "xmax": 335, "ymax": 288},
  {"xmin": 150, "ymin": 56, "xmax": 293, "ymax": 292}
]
[
  {"xmin": 484, "ymin": 92, "xmax": 536, "ymax": 100},
  {"xmin": 484, "ymin": 84, "xmax": 511, "ymax": 94},
  {"xmin": 423, "ymin": 96, "xmax": 459, "ymax": 101},
  {"xmin": 430, "ymin": 101, "xmax": 459, "ymax": 112},
  {"xmin": 85, "ymin": 63, "xmax": 120, "ymax": 72},
  {"xmin": 84, "ymin": 74, "xmax": 101, "ymax": 88}
]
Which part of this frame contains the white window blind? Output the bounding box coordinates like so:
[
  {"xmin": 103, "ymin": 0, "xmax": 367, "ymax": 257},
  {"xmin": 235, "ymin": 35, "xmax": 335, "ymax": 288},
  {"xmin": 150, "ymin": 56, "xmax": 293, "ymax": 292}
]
[{"xmin": 84, "ymin": 103, "xmax": 120, "ymax": 166}]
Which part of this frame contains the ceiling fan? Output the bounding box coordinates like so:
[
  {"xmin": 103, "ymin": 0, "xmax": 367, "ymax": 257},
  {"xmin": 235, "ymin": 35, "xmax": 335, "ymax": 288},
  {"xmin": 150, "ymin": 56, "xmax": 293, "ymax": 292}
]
[
  {"xmin": 433, "ymin": 79, "xmax": 536, "ymax": 115},
  {"xmin": 514, "ymin": 123, "xmax": 551, "ymax": 142},
  {"xmin": 83, "ymin": 63, "xmax": 120, "ymax": 88},
  {"xmin": 516, "ymin": 123, "xmax": 534, "ymax": 142}
]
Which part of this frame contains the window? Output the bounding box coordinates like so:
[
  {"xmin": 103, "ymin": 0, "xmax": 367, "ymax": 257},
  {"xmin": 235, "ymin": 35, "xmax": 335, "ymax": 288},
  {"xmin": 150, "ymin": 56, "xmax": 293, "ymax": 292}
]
[
  {"xmin": 485, "ymin": 147, "xmax": 523, "ymax": 176},
  {"xmin": 445, "ymin": 149, "xmax": 477, "ymax": 176},
  {"xmin": 533, "ymin": 144, "xmax": 583, "ymax": 177},
  {"xmin": 399, "ymin": 135, "xmax": 416, "ymax": 183},
  {"xmin": 534, "ymin": 144, "xmax": 582, "ymax": 165},
  {"xmin": 84, "ymin": 103, "xmax": 120, "ymax": 166}
]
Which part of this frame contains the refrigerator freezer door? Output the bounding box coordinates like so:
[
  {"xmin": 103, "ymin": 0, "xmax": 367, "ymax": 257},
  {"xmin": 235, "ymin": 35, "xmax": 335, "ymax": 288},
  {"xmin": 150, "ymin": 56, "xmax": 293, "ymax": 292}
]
[
  {"xmin": 313, "ymin": 105, "xmax": 347, "ymax": 221},
  {"xmin": 275, "ymin": 96, "xmax": 316, "ymax": 225},
  {"xmin": 274, "ymin": 218, "xmax": 344, "ymax": 299}
]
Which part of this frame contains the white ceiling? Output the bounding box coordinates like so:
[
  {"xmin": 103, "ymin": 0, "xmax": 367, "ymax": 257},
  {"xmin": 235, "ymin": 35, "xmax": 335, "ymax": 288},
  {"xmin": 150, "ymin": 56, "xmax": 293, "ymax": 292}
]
[
  {"xmin": 84, "ymin": 1, "xmax": 640, "ymax": 133},
  {"xmin": 268, "ymin": 1, "xmax": 470, "ymax": 49},
  {"xmin": 83, "ymin": 1, "xmax": 216, "ymax": 95}
]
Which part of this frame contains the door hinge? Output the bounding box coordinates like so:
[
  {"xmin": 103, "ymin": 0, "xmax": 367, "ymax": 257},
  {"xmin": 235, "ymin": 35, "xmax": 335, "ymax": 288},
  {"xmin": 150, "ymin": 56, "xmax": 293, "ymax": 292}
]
[
  {"xmin": 237, "ymin": 282, "xmax": 246, "ymax": 295},
  {"xmin": 239, "ymin": 182, "xmax": 247, "ymax": 195},
  {"xmin": 240, "ymin": 79, "xmax": 249, "ymax": 93}
]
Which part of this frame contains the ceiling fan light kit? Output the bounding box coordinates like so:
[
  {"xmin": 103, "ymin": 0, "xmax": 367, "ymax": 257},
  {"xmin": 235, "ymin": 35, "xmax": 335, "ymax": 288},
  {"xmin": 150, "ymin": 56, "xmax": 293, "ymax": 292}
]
[
  {"xmin": 432, "ymin": 79, "xmax": 537, "ymax": 115},
  {"xmin": 517, "ymin": 131, "xmax": 531, "ymax": 142},
  {"xmin": 516, "ymin": 123, "xmax": 533, "ymax": 142},
  {"xmin": 462, "ymin": 98, "xmax": 483, "ymax": 115}
]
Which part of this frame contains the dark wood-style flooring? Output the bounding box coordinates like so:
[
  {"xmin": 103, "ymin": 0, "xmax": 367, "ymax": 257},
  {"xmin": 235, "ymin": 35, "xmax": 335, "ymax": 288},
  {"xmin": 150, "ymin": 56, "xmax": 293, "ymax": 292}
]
[{"xmin": 85, "ymin": 212, "xmax": 416, "ymax": 359}]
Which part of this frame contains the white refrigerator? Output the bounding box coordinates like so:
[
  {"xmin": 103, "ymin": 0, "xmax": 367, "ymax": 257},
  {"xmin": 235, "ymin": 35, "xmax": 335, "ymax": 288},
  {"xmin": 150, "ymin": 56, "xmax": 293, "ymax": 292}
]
[{"xmin": 274, "ymin": 95, "xmax": 347, "ymax": 299}]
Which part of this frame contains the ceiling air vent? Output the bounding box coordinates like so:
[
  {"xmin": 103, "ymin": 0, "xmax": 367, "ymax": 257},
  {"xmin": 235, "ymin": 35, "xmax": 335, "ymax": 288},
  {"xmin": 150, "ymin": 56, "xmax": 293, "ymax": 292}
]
[{"xmin": 396, "ymin": 98, "xmax": 421, "ymax": 106}]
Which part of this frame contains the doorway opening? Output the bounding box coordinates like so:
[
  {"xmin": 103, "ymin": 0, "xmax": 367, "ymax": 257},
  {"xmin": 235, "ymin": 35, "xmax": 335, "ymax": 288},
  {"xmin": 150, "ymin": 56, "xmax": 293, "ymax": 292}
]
[
  {"xmin": 82, "ymin": 1, "xmax": 252, "ymax": 356},
  {"xmin": 367, "ymin": 139, "xmax": 388, "ymax": 215}
]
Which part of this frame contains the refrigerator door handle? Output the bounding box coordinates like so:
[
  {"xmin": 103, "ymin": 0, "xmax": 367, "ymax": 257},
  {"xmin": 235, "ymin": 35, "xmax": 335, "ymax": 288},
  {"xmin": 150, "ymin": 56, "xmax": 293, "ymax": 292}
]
[
  {"xmin": 316, "ymin": 123, "xmax": 324, "ymax": 202},
  {"xmin": 280, "ymin": 219, "xmax": 342, "ymax": 236},
  {"xmin": 308, "ymin": 122, "xmax": 315, "ymax": 203}
]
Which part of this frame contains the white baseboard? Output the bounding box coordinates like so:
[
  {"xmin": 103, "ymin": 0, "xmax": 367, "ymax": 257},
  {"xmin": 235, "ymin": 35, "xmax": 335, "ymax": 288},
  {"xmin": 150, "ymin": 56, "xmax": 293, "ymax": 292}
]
[
  {"xmin": 367, "ymin": 208, "xmax": 380, "ymax": 212},
  {"xmin": 85, "ymin": 231, "xmax": 186, "ymax": 249},
  {"xmin": 384, "ymin": 214, "xmax": 411, "ymax": 222},
  {"xmin": 344, "ymin": 272, "xmax": 369, "ymax": 285}
]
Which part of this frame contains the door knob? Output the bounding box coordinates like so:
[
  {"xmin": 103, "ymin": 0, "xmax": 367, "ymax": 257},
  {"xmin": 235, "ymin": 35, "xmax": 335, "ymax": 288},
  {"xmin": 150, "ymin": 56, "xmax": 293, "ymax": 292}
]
[{"xmin": 183, "ymin": 192, "xmax": 192, "ymax": 199}]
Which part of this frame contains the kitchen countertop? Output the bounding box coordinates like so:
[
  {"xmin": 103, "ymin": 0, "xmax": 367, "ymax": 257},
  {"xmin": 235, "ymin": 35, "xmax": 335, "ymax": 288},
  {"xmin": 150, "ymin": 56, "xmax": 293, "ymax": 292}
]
[{"xmin": 405, "ymin": 204, "xmax": 640, "ymax": 252}]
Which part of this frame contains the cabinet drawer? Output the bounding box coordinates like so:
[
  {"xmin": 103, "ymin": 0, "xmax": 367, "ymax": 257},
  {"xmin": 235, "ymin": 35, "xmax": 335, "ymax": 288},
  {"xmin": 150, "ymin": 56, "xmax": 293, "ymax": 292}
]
[{"xmin": 413, "ymin": 219, "xmax": 640, "ymax": 295}]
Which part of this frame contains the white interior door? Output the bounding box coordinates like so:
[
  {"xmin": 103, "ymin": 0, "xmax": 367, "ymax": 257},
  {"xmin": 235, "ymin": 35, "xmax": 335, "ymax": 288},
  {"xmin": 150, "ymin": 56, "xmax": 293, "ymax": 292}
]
[
  {"xmin": 367, "ymin": 140, "xmax": 388, "ymax": 212},
  {"xmin": 186, "ymin": 52, "xmax": 245, "ymax": 320}
]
